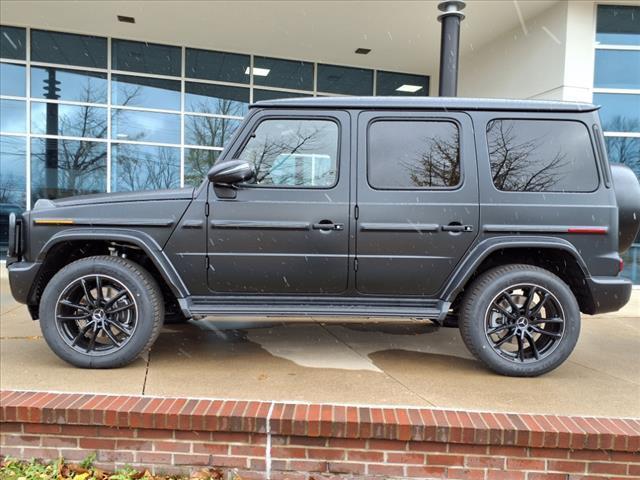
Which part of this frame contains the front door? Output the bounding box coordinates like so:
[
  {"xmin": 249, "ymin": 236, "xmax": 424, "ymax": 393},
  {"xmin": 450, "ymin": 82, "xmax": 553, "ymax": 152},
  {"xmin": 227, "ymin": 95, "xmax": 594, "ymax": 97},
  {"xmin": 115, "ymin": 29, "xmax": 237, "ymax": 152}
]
[
  {"xmin": 355, "ymin": 111, "xmax": 479, "ymax": 296},
  {"xmin": 207, "ymin": 110, "xmax": 351, "ymax": 294}
]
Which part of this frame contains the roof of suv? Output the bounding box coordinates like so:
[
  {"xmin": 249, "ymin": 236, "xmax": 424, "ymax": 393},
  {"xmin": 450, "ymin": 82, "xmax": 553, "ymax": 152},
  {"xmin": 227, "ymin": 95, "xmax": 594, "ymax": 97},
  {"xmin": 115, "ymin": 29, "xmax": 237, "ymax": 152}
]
[{"xmin": 253, "ymin": 96, "xmax": 598, "ymax": 113}]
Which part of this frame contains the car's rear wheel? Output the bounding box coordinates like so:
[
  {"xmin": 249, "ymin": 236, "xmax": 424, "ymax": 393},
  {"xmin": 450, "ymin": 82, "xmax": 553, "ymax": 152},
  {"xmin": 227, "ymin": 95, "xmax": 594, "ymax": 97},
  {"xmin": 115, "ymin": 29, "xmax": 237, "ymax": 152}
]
[
  {"xmin": 39, "ymin": 255, "xmax": 164, "ymax": 368},
  {"xmin": 459, "ymin": 264, "xmax": 580, "ymax": 377}
]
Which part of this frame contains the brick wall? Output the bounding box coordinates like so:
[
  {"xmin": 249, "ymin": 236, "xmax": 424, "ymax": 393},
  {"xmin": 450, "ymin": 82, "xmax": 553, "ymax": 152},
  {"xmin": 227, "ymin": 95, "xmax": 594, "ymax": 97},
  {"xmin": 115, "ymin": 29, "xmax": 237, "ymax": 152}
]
[{"xmin": 1, "ymin": 390, "xmax": 639, "ymax": 479}]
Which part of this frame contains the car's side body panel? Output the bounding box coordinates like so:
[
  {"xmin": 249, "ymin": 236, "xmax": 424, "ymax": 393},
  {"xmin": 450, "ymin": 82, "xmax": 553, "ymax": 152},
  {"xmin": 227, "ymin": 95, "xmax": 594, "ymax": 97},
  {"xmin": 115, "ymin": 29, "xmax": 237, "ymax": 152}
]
[
  {"xmin": 204, "ymin": 109, "xmax": 352, "ymax": 295},
  {"xmin": 472, "ymin": 110, "xmax": 620, "ymax": 278},
  {"xmin": 6, "ymin": 99, "xmax": 635, "ymax": 321},
  {"xmin": 354, "ymin": 110, "xmax": 479, "ymax": 296}
]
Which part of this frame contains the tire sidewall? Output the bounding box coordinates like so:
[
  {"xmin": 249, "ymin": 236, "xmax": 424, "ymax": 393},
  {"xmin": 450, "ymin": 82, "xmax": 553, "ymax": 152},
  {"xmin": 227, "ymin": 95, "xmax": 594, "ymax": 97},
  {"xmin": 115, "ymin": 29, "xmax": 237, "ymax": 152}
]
[
  {"xmin": 39, "ymin": 256, "xmax": 162, "ymax": 368},
  {"xmin": 460, "ymin": 266, "xmax": 580, "ymax": 377}
]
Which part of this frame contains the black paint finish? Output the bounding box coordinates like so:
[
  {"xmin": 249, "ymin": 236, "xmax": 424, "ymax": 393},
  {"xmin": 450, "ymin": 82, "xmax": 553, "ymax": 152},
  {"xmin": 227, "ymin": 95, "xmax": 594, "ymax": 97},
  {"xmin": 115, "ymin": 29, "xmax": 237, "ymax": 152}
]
[{"xmin": 6, "ymin": 97, "xmax": 638, "ymax": 321}]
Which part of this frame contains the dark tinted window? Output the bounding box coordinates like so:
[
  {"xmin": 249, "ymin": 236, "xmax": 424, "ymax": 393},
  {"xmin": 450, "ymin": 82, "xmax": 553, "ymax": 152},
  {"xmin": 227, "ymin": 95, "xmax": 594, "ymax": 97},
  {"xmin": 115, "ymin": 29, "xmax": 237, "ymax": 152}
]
[
  {"xmin": 252, "ymin": 56, "xmax": 313, "ymax": 91},
  {"xmin": 487, "ymin": 119, "xmax": 599, "ymax": 192},
  {"xmin": 376, "ymin": 71, "xmax": 429, "ymax": 96},
  {"xmin": 112, "ymin": 39, "xmax": 181, "ymax": 76},
  {"xmin": 31, "ymin": 67, "xmax": 107, "ymax": 104},
  {"xmin": 368, "ymin": 120, "xmax": 460, "ymax": 189},
  {"xmin": 237, "ymin": 119, "xmax": 338, "ymax": 187},
  {"xmin": 596, "ymin": 5, "xmax": 640, "ymax": 46},
  {"xmin": 0, "ymin": 26, "xmax": 26, "ymax": 60},
  {"xmin": 31, "ymin": 30, "xmax": 107, "ymax": 68},
  {"xmin": 186, "ymin": 48, "xmax": 249, "ymax": 84},
  {"xmin": 317, "ymin": 64, "xmax": 373, "ymax": 95}
]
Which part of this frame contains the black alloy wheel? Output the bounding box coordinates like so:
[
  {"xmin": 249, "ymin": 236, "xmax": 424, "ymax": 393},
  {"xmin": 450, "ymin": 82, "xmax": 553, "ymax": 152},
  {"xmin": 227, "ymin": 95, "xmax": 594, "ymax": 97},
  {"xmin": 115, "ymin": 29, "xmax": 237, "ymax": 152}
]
[
  {"xmin": 459, "ymin": 264, "xmax": 580, "ymax": 377},
  {"xmin": 55, "ymin": 274, "xmax": 138, "ymax": 355},
  {"xmin": 484, "ymin": 284, "xmax": 565, "ymax": 363},
  {"xmin": 39, "ymin": 255, "xmax": 163, "ymax": 368}
]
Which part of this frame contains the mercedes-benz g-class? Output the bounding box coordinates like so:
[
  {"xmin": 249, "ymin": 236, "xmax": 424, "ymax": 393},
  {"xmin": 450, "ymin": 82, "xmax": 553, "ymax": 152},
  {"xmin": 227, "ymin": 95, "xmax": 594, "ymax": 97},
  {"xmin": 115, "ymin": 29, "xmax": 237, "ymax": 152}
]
[{"xmin": 6, "ymin": 97, "xmax": 640, "ymax": 376}]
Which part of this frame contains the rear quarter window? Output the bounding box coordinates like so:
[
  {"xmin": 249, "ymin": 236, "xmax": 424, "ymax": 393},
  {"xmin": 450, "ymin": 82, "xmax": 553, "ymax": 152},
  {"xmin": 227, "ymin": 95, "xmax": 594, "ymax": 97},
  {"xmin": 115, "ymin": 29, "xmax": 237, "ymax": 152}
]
[{"xmin": 486, "ymin": 119, "xmax": 599, "ymax": 192}]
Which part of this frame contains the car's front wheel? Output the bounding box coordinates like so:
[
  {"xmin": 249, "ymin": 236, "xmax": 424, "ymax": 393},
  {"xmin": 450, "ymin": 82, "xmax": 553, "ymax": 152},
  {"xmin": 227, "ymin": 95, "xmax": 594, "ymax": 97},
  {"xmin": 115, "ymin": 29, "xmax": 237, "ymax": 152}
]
[
  {"xmin": 39, "ymin": 255, "xmax": 164, "ymax": 368},
  {"xmin": 459, "ymin": 264, "xmax": 580, "ymax": 377}
]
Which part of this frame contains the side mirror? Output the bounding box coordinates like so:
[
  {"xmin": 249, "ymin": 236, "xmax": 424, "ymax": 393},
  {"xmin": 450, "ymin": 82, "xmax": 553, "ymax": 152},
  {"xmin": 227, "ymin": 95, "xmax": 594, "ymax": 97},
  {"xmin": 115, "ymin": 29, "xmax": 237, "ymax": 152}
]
[{"xmin": 207, "ymin": 160, "xmax": 254, "ymax": 185}]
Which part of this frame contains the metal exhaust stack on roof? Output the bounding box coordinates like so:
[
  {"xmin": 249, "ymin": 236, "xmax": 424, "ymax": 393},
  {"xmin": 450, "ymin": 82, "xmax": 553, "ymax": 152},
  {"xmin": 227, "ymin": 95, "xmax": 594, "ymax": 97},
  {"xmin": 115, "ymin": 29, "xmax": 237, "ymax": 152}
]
[{"xmin": 438, "ymin": 0, "xmax": 466, "ymax": 97}]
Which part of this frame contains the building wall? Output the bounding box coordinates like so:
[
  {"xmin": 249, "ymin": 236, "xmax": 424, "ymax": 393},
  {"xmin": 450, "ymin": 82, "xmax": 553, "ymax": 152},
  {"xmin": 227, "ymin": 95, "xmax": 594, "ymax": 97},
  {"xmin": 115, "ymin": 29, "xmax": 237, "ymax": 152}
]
[
  {"xmin": 459, "ymin": 1, "xmax": 570, "ymax": 100},
  {"xmin": 562, "ymin": 1, "xmax": 597, "ymax": 102}
]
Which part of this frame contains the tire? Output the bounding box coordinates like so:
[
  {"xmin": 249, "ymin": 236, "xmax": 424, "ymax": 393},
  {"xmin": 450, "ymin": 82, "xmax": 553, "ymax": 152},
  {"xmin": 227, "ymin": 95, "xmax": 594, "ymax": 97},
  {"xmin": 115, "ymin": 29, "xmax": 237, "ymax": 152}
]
[
  {"xmin": 459, "ymin": 264, "xmax": 580, "ymax": 377},
  {"xmin": 39, "ymin": 255, "xmax": 164, "ymax": 368}
]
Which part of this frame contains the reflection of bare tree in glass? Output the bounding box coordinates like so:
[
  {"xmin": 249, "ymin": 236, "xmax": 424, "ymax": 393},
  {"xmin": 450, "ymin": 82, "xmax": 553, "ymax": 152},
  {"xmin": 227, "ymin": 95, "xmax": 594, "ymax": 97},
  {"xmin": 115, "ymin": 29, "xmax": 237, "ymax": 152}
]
[
  {"xmin": 33, "ymin": 81, "xmax": 142, "ymax": 201},
  {"xmin": 0, "ymin": 174, "xmax": 22, "ymax": 205},
  {"xmin": 240, "ymin": 123, "xmax": 334, "ymax": 186},
  {"xmin": 186, "ymin": 98, "xmax": 242, "ymax": 145},
  {"xmin": 115, "ymin": 145, "xmax": 179, "ymax": 191},
  {"xmin": 602, "ymin": 116, "xmax": 640, "ymax": 175},
  {"xmin": 403, "ymin": 131, "xmax": 461, "ymax": 187},
  {"xmin": 0, "ymin": 139, "xmax": 25, "ymax": 206},
  {"xmin": 184, "ymin": 149, "xmax": 219, "ymax": 187},
  {"xmin": 183, "ymin": 98, "xmax": 245, "ymax": 184},
  {"xmin": 488, "ymin": 120, "xmax": 568, "ymax": 192}
]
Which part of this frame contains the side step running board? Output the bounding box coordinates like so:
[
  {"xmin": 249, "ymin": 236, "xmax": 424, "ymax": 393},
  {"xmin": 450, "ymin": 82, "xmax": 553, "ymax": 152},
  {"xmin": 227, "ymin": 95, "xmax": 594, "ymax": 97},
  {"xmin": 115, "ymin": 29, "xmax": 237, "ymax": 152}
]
[{"xmin": 183, "ymin": 297, "xmax": 451, "ymax": 322}]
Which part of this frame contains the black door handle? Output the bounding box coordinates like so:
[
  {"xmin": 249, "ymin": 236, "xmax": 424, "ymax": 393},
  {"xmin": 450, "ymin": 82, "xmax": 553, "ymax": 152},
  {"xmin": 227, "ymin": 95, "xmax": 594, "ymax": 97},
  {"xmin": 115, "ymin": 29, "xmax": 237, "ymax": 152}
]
[
  {"xmin": 313, "ymin": 221, "xmax": 344, "ymax": 231},
  {"xmin": 442, "ymin": 224, "xmax": 474, "ymax": 232}
]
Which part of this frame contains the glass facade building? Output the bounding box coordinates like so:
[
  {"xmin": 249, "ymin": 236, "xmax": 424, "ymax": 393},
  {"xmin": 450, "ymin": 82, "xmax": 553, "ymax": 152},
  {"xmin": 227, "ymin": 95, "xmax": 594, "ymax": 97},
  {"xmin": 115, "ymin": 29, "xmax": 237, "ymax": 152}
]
[
  {"xmin": 594, "ymin": 4, "xmax": 640, "ymax": 283},
  {"xmin": 0, "ymin": 25, "xmax": 429, "ymax": 228}
]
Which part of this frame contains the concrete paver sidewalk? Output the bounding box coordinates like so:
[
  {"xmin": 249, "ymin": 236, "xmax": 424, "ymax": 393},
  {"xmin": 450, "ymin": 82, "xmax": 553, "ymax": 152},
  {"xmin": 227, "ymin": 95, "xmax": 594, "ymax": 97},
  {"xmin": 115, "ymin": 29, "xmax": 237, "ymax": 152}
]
[{"xmin": 1, "ymin": 277, "xmax": 639, "ymax": 417}]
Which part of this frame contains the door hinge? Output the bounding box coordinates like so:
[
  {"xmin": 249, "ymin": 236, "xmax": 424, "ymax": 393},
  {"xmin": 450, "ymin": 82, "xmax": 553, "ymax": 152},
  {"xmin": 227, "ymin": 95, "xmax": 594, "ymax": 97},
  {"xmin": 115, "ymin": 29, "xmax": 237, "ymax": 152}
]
[
  {"xmin": 205, "ymin": 202, "xmax": 210, "ymax": 216},
  {"xmin": 354, "ymin": 205, "xmax": 359, "ymax": 220},
  {"xmin": 354, "ymin": 258, "xmax": 358, "ymax": 271}
]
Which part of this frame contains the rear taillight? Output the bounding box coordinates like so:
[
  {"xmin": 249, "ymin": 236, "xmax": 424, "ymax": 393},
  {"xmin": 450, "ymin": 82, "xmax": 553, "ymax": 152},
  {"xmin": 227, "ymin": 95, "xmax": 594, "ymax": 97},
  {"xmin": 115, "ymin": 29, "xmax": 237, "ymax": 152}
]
[{"xmin": 620, "ymin": 258, "xmax": 625, "ymax": 274}]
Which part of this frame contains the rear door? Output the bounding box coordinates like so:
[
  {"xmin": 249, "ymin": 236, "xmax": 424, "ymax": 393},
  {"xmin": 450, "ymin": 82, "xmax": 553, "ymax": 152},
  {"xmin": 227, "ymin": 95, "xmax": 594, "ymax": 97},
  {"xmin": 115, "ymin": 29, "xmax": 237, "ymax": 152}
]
[
  {"xmin": 355, "ymin": 111, "xmax": 479, "ymax": 296},
  {"xmin": 207, "ymin": 110, "xmax": 351, "ymax": 294}
]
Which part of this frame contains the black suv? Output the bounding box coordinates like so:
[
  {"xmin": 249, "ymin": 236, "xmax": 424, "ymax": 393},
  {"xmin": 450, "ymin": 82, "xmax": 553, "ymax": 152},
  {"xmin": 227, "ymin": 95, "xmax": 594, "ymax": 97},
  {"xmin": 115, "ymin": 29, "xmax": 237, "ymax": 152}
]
[{"xmin": 6, "ymin": 97, "xmax": 640, "ymax": 376}]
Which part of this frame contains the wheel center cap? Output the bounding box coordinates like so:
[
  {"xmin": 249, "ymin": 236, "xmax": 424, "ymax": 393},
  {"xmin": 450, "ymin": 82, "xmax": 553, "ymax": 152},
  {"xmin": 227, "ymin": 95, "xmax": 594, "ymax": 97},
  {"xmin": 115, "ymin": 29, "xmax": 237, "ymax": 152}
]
[
  {"xmin": 516, "ymin": 317, "xmax": 528, "ymax": 328},
  {"xmin": 92, "ymin": 309, "xmax": 106, "ymax": 322}
]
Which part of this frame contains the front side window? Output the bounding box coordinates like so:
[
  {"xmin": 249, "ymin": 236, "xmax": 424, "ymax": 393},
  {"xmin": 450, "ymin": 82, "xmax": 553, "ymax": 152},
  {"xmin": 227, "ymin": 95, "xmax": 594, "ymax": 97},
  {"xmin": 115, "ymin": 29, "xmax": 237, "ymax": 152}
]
[
  {"xmin": 237, "ymin": 118, "xmax": 339, "ymax": 188},
  {"xmin": 368, "ymin": 120, "xmax": 460, "ymax": 189},
  {"xmin": 487, "ymin": 119, "xmax": 599, "ymax": 193}
]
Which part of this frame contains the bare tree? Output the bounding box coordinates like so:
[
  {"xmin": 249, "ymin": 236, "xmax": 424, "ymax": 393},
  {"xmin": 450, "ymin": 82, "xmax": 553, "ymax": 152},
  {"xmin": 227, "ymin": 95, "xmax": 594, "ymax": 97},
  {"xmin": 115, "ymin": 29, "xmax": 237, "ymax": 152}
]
[
  {"xmin": 0, "ymin": 137, "xmax": 26, "ymax": 206},
  {"xmin": 114, "ymin": 145, "xmax": 179, "ymax": 191},
  {"xmin": 403, "ymin": 130, "xmax": 461, "ymax": 187},
  {"xmin": 487, "ymin": 120, "xmax": 569, "ymax": 192},
  {"xmin": 239, "ymin": 122, "xmax": 335, "ymax": 186},
  {"xmin": 31, "ymin": 80, "xmax": 142, "ymax": 200},
  {"xmin": 601, "ymin": 116, "xmax": 640, "ymax": 175},
  {"xmin": 182, "ymin": 97, "xmax": 246, "ymax": 185}
]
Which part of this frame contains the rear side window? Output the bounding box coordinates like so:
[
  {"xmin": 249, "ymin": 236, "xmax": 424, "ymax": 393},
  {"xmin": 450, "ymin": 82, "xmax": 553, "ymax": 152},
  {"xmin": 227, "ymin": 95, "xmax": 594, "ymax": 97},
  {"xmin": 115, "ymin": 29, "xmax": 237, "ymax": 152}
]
[
  {"xmin": 237, "ymin": 118, "xmax": 338, "ymax": 188},
  {"xmin": 487, "ymin": 119, "xmax": 599, "ymax": 192},
  {"xmin": 368, "ymin": 120, "xmax": 460, "ymax": 189}
]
